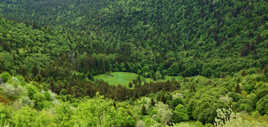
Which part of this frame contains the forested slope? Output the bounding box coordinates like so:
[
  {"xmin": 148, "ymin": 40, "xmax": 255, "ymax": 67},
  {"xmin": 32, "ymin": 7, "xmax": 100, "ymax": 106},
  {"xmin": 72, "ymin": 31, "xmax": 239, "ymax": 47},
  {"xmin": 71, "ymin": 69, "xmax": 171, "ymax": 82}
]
[
  {"xmin": 0, "ymin": 0, "xmax": 268, "ymax": 126},
  {"xmin": 0, "ymin": 0, "xmax": 267, "ymax": 80},
  {"xmin": 0, "ymin": 68, "xmax": 268, "ymax": 127}
]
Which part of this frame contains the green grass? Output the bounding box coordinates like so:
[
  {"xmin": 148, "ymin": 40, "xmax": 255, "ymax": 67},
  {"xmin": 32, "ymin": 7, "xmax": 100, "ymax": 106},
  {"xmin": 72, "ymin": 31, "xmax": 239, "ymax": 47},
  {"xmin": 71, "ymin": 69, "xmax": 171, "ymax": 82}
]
[
  {"xmin": 94, "ymin": 72, "xmax": 138, "ymax": 87},
  {"xmin": 94, "ymin": 72, "xmax": 183, "ymax": 88}
]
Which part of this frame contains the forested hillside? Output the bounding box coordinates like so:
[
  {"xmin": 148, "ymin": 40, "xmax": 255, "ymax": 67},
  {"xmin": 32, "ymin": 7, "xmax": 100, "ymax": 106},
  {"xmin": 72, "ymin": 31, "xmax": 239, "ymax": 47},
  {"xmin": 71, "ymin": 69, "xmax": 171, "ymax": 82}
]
[
  {"xmin": 0, "ymin": 0, "xmax": 268, "ymax": 126},
  {"xmin": 1, "ymin": 0, "xmax": 267, "ymax": 79}
]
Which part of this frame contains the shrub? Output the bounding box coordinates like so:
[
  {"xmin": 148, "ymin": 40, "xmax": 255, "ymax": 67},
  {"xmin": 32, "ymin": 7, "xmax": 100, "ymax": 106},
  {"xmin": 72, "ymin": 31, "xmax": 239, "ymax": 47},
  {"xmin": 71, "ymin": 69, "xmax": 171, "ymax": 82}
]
[
  {"xmin": 169, "ymin": 98, "xmax": 184, "ymax": 109},
  {"xmin": 152, "ymin": 102, "xmax": 172, "ymax": 124},
  {"xmin": 214, "ymin": 108, "xmax": 234, "ymax": 127},
  {"xmin": 215, "ymin": 113, "xmax": 267, "ymax": 127},
  {"xmin": 243, "ymin": 83, "xmax": 254, "ymax": 94},
  {"xmin": 15, "ymin": 75, "xmax": 26, "ymax": 86},
  {"xmin": 256, "ymin": 88, "xmax": 268, "ymax": 101},
  {"xmin": 0, "ymin": 104, "xmax": 11, "ymax": 126},
  {"xmin": 0, "ymin": 72, "xmax": 11, "ymax": 83},
  {"xmin": 11, "ymin": 106, "xmax": 55, "ymax": 127},
  {"xmin": 172, "ymin": 104, "xmax": 189, "ymax": 123},
  {"xmin": 191, "ymin": 95, "xmax": 227, "ymax": 123},
  {"xmin": 0, "ymin": 83, "xmax": 25, "ymax": 100},
  {"xmin": 237, "ymin": 99, "xmax": 254, "ymax": 112},
  {"xmin": 228, "ymin": 92, "xmax": 242, "ymax": 102},
  {"xmin": 247, "ymin": 93, "xmax": 257, "ymax": 107},
  {"xmin": 256, "ymin": 95, "xmax": 268, "ymax": 115}
]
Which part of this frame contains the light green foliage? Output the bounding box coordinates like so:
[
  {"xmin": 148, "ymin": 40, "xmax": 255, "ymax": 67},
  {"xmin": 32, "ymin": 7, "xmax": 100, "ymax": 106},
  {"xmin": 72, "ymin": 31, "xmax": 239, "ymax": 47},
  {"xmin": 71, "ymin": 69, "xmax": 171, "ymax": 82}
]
[
  {"xmin": 191, "ymin": 95, "xmax": 227, "ymax": 123},
  {"xmin": 54, "ymin": 94, "xmax": 136, "ymax": 127},
  {"xmin": 11, "ymin": 107, "xmax": 56, "ymax": 127},
  {"xmin": 237, "ymin": 99, "xmax": 254, "ymax": 112},
  {"xmin": 214, "ymin": 108, "xmax": 234, "ymax": 127},
  {"xmin": 172, "ymin": 104, "xmax": 189, "ymax": 123},
  {"xmin": 215, "ymin": 113, "xmax": 268, "ymax": 127},
  {"xmin": 0, "ymin": 70, "xmax": 267, "ymax": 126},
  {"xmin": 0, "ymin": 104, "xmax": 11, "ymax": 126},
  {"xmin": 173, "ymin": 121, "xmax": 206, "ymax": 127},
  {"xmin": 54, "ymin": 102, "xmax": 73, "ymax": 127},
  {"xmin": 151, "ymin": 102, "xmax": 173, "ymax": 125},
  {"xmin": 0, "ymin": 83, "xmax": 25, "ymax": 100},
  {"xmin": 0, "ymin": 72, "xmax": 11, "ymax": 83},
  {"xmin": 256, "ymin": 95, "xmax": 268, "ymax": 115},
  {"xmin": 0, "ymin": 73, "xmax": 55, "ymax": 110}
]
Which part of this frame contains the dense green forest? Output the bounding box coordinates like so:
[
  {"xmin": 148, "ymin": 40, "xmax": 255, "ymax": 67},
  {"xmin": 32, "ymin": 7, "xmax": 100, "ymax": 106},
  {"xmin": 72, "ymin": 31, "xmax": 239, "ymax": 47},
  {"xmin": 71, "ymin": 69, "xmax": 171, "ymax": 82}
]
[{"xmin": 0, "ymin": 0, "xmax": 268, "ymax": 126}]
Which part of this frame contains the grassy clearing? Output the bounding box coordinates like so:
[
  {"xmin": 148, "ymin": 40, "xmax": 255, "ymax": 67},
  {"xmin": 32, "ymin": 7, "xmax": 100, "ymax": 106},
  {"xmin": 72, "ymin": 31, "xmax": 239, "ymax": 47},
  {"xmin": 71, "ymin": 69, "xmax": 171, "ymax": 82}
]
[
  {"xmin": 94, "ymin": 72, "xmax": 138, "ymax": 87},
  {"xmin": 94, "ymin": 72, "xmax": 183, "ymax": 88}
]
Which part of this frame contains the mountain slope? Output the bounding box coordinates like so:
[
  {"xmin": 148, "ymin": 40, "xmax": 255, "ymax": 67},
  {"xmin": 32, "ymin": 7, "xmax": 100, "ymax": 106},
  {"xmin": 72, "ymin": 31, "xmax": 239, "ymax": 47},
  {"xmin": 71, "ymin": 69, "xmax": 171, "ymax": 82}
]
[{"xmin": 0, "ymin": 0, "xmax": 267, "ymax": 79}]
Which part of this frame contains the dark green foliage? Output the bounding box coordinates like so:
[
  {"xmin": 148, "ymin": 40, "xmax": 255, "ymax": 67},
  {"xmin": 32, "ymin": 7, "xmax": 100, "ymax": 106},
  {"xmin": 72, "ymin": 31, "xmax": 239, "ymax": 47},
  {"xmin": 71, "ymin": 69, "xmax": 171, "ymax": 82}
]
[
  {"xmin": 244, "ymin": 83, "xmax": 255, "ymax": 94},
  {"xmin": 235, "ymin": 84, "xmax": 242, "ymax": 93},
  {"xmin": 141, "ymin": 105, "xmax": 147, "ymax": 115},
  {"xmin": 53, "ymin": 80, "xmax": 179, "ymax": 101},
  {"xmin": 256, "ymin": 95, "xmax": 268, "ymax": 115},
  {"xmin": 256, "ymin": 88, "xmax": 268, "ymax": 101},
  {"xmin": 156, "ymin": 91, "xmax": 172, "ymax": 104},
  {"xmin": 151, "ymin": 99, "xmax": 155, "ymax": 106},
  {"xmin": 129, "ymin": 82, "xmax": 133, "ymax": 88},
  {"xmin": 264, "ymin": 66, "xmax": 268, "ymax": 76},
  {"xmin": 169, "ymin": 98, "xmax": 184, "ymax": 110},
  {"xmin": 0, "ymin": 0, "xmax": 267, "ymax": 81}
]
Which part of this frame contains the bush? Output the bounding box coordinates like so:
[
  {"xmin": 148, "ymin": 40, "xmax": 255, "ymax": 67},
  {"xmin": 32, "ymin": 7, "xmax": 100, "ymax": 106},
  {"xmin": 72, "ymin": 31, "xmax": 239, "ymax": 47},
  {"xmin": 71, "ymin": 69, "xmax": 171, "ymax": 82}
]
[
  {"xmin": 15, "ymin": 75, "xmax": 26, "ymax": 86},
  {"xmin": 0, "ymin": 72, "xmax": 11, "ymax": 83},
  {"xmin": 11, "ymin": 106, "xmax": 55, "ymax": 127},
  {"xmin": 228, "ymin": 92, "xmax": 242, "ymax": 102},
  {"xmin": 0, "ymin": 83, "xmax": 25, "ymax": 100},
  {"xmin": 152, "ymin": 102, "xmax": 172, "ymax": 124},
  {"xmin": 0, "ymin": 104, "xmax": 11, "ymax": 126},
  {"xmin": 215, "ymin": 113, "xmax": 267, "ymax": 127},
  {"xmin": 169, "ymin": 98, "xmax": 184, "ymax": 109},
  {"xmin": 191, "ymin": 95, "xmax": 227, "ymax": 123},
  {"xmin": 237, "ymin": 99, "xmax": 254, "ymax": 112},
  {"xmin": 256, "ymin": 95, "xmax": 268, "ymax": 115},
  {"xmin": 25, "ymin": 84, "xmax": 53, "ymax": 110},
  {"xmin": 172, "ymin": 104, "xmax": 189, "ymax": 123},
  {"xmin": 256, "ymin": 88, "xmax": 268, "ymax": 101}
]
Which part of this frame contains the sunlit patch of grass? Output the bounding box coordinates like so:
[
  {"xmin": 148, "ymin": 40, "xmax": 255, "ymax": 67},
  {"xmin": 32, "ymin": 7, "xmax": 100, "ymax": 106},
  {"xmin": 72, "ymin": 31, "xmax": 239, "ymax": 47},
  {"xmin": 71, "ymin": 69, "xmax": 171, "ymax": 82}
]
[
  {"xmin": 94, "ymin": 72, "xmax": 183, "ymax": 88},
  {"xmin": 94, "ymin": 72, "xmax": 138, "ymax": 87}
]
